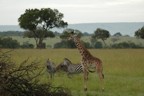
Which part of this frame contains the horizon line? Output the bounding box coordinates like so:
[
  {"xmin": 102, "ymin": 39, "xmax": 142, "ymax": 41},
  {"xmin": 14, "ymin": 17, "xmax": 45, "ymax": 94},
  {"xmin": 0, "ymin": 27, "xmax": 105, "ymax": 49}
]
[{"xmin": 0, "ymin": 21, "xmax": 144, "ymax": 26}]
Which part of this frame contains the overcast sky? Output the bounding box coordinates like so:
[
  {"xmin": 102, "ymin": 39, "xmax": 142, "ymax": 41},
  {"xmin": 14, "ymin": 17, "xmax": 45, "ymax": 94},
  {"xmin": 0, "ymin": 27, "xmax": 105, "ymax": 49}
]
[{"xmin": 0, "ymin": 0, "xmax": 144, "ymax": 25}]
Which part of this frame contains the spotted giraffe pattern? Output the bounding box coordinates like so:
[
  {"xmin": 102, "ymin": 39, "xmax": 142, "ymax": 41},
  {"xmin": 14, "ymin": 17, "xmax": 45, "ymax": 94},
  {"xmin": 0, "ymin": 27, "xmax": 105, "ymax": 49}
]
[{"xmin": 69, "ymin": 33, "xmax": 104, "ymax": 91}]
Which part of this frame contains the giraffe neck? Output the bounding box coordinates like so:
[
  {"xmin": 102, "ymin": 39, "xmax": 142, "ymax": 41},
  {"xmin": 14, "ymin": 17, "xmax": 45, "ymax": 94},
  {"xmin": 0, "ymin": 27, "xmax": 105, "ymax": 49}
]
[{"xmin": 74, "ymin": 37, "xmax": 91, "ymax": 58}]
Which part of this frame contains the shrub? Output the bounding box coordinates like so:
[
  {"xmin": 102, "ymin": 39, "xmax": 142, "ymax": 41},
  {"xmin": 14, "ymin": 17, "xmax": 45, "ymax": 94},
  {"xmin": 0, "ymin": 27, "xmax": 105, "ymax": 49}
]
[
  {"xmin": 81, "ymin": 41, "xmax": 91, "ymax": 48},
  {"xmin": 54, "ymin": 40, "xmax": 76, "ymax": 48},
  {"xmin": 90, "ymin": 38, "xmax": 103, "ymax": 49},
  {"xmin": 21, "ymin": 42, "xmax": 34, "ymax": 48},
  {"xmin": 111, "ymin": 41, "xmax": 143, "ymax": 48},
  {"xmin": 94, "ymin": 41, "xmax": 103, "ymax": 48},
  {"xmin": 0, "ymin": 50, "xmax": 72, "ymax": 96},
  {"xmin": 0, "ymin": 37, "xmax": 20, "ymax": 48}
]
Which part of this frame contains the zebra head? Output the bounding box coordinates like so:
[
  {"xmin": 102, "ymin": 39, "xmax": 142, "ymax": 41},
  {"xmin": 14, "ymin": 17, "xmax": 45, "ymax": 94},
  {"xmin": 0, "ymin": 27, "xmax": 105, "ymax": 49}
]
[
  {"xmin": 46, "ymin": 58, "xmax": 56, "ymax": 72},
  {"xmin": 56, "ymin": 58, "xmax": 72, "ymax": 72}
]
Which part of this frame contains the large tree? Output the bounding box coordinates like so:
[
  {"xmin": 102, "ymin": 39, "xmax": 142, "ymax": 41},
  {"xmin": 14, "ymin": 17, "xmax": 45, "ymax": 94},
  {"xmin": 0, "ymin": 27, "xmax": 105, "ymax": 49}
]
[
  {"xmin": 135, "ymin": 26, "xmax": 144, "ymax": 39},
  {"xmin": 18, "ymin": 8, "xmax": 68, "ymax": 48},
  {"xmin": 92, "ymin": 28, "xmax": 110, "ymax": 46}
]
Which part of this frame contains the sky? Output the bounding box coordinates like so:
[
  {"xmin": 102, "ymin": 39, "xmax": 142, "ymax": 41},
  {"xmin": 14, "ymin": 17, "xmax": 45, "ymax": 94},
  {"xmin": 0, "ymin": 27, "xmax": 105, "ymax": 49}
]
[{"xmin": 0, "ymin": 0, "xmax": 144, "ymax": 25}]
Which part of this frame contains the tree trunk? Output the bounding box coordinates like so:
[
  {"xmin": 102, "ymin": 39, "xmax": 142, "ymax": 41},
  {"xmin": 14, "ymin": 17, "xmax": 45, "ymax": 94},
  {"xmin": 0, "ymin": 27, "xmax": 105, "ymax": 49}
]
[
  {"xmin": 36, "ymin": 39, "xmax": 46, "ymax": 49},
  {"xmin": 102, "ymin": 39, "xmax": 106, "ymax": 47}
]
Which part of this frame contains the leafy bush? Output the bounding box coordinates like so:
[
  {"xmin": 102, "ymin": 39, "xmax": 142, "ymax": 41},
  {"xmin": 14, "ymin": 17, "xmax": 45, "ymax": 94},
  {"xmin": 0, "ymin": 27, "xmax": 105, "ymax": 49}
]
[
  {"xmin": 90, "ymin": 38, "xmax": 103, "ymax": 49},
  {"xmin": 0, "ymin": 37, "xmax": 20, "ymax": 48},
  {"xmin": 111, "ymin": 41, "xmax": 143, "ymax": 48},
  {"xmin": 21, "ymin": 41, "xmax": 34, "ymax": 48},
  {"xmin": 81, "ymin": 41, "xmax": 91, "ymax": 48},
  {"xmin": 0, "ymin": 50, "xmax": 72, "ymax": 96},
  {"xmin": 54, "ymin": 40, "xmax": 91, "ymax": 48},
  {"xmin": 54, "ymin": 40, "xmax": 76, "ymax": 48},
  {"xmin": 94, "ymin": 41, "xmax": 103, "ymax": 48}
]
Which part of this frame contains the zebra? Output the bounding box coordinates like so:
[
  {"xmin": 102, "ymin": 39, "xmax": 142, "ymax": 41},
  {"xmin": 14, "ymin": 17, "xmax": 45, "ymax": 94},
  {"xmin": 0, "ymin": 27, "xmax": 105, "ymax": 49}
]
[
  {"xmin": 59, "ymin": 58, "xmax": 83, "ymax": 78},
  {"xmin": 46, "ymin": 59, "xmax": 56, "ymax": 79},
  {"xmin": 57, "ymin": 58, "xmax": 96, "ymax": 78}
]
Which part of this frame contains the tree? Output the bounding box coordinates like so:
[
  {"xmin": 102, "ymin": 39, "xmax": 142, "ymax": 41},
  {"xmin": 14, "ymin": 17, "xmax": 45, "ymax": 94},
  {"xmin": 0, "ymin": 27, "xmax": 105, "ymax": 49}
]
[
  {"xmin": 92, "ymin": 28, "xmax": 110, "ymax": 46},
  {"xmin": 18, "ymin": 8, "xmax": 68, "ymax": 48},
  {"xmin": 55, "ymin": 28, "xmax": 83, "ymax": 48},
  {"xmin": 23, "ymin": 27, "xmax": 55, "ymax": 48},
  {"xmin": 135, "ymin": 26, "xmax": 144, "ymax": 39},
  {"xmin": 60, "ymin": 28, "xmax": 83, "ymax": 39},
  {"xmin": 113, "ymin": 32, "xmax": 122, "ymax": 37}
]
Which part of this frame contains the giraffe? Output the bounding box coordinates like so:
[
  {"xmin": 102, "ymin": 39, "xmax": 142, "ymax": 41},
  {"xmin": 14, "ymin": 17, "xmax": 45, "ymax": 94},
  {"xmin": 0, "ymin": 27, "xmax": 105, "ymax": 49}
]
[{"xmin": 68, "ymin": 32, "xmax": 104, "ymax": 91}]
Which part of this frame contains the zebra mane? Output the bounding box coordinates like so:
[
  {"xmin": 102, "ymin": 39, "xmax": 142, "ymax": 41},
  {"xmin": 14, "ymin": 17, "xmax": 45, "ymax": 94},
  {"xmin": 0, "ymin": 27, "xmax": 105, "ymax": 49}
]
[{"xmin": 64, "ymin": 58, "xmax": 72, "ymax": 64}]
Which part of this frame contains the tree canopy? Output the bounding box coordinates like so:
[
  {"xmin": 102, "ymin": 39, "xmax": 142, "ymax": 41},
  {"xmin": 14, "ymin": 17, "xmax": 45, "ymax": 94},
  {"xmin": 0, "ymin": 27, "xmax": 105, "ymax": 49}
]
[
  {"xmin": 135, "ymin": 26, "xmax": 144, "ymax": 39},
  {"xmin": 92, "ymin": 28, "xmax": 110, "ymax": 46},
  {"xmin": 18, "ymin": 8, "xmax": 68, "ymax": 48}
]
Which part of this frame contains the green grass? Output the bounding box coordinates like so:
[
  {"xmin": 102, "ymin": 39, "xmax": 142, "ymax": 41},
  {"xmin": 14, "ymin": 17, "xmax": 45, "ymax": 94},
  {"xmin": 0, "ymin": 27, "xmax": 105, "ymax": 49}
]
[{"xmin": 4, "ymin": 49, "xmax": 144, "ymax": 96}]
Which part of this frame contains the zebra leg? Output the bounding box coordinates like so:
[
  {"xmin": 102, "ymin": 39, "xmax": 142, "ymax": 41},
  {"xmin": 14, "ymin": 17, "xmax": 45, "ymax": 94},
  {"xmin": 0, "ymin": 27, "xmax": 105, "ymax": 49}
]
[
  {"xmin": 52, "ymin": 73, "xmax": 54, "ymax": 79},
  {"xmin": 67, "ymin": 73, "xmax": 72, "ymax": 79},
  {"xmin": 50, "ymin": 73, "xmax": 53, "ymax": 79}
]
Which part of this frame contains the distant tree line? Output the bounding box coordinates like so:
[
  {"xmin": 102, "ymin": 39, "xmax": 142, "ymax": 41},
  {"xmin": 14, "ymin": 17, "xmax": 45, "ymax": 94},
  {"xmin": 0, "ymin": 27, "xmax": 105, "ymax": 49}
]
[
  {"xmin": 0, "ymin": 31, "xmax": 24, "ymax": 36},
  {"xmin": 0, "ymin": 26, "xmax": 144, "ymax": 49}
]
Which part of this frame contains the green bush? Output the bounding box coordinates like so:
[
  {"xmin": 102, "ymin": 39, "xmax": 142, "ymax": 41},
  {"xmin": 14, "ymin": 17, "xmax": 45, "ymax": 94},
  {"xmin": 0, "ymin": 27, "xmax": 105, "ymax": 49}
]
[
  {"xmin": 54, "ymin": 40, "xmax": 92, "ymax": 48},
  {"xmin": 94, "ymin": 41, "xmax": 103, "ymax": 48},
  {"xmin": 0, "ymin": 37, "xmax": 20, "ymax": 48},
  {"xmin": 111, "ymin": 41, "xmax": 143, "ymax": 48},
  {"xmin": 21, "ymin": 41, "xmax": 34, "ymax": 48},
  {"xmin": 54, "ymin": 40, "xmax": 76, "ymax": 48}
]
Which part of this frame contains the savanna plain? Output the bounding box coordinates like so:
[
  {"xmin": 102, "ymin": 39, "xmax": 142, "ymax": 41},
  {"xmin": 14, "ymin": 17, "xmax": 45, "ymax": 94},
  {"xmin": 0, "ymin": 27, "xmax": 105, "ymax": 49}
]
[{"xmin": 3, "ymin": 49, "xmax": 144, "ymax": 96}]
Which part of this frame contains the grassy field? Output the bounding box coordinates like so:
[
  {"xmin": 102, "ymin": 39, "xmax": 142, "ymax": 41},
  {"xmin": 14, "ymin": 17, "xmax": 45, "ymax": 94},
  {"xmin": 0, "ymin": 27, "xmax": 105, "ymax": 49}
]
[{"xmin": 3, "ymin": 49, "xmax": 144, "ymax": 96}]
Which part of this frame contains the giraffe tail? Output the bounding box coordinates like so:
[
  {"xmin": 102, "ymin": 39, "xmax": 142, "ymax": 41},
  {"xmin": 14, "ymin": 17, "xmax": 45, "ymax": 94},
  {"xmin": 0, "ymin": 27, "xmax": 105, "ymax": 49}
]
[
  {"xmin": 102, "ymin": 73, "xmax": 104, "ymax": 79},
  {"xmin": 88, "ymin": 69, "xmax": 95, "ymax": 73}
]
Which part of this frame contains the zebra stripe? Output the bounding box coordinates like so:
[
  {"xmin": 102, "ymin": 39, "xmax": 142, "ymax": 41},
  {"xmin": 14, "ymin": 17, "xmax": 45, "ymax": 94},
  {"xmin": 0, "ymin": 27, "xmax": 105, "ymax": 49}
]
[
  {"xmin": 75, "ymin": 64, "xmax": 83, "ymax": 73},
  {"xmin": 59, "ymin": 58, "xmax": 83, "ymax": 76}
]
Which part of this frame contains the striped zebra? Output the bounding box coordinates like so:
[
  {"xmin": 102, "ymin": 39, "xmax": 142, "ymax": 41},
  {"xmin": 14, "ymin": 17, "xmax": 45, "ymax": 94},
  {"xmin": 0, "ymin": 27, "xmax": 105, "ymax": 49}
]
[
  {"xmin": 46, "ymin": 59, "xmax": 56, "ymax": 79},
  {"xmin": 59, "ymin": 58, "xmax": 83, "ymax": 78},
  {"xmin": 57, "ymin": 58, "xmax": 95, "ymax": 78}
]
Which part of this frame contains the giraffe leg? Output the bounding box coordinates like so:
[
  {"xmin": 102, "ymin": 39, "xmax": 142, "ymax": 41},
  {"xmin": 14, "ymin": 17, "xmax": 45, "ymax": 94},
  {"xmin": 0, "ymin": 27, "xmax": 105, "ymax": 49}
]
[
  {"xmin": 95, "ymin": 62, "xmax": 104, "ymax": 91},
  {"xmin": 98, "ymin": 71, "xmax": 104, "ymax": 91},
  {"xmin": 83, "ymin": 67, "xmax": 89, "ymax": 91}
]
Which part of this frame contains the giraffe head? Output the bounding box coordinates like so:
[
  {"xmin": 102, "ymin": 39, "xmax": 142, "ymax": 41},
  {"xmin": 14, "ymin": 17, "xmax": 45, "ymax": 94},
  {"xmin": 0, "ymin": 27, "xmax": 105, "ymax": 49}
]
[{"xmin": 68, "ymin": 31, "xmax": 79, "ymax": 41}]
